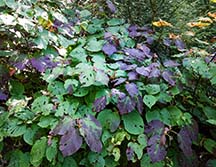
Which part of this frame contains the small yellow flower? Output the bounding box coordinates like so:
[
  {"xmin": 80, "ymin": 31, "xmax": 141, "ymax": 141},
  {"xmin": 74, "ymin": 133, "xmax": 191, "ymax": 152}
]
[{"xmin": 152, "ymin": 19, "xmax": 173, "ymax": 27}]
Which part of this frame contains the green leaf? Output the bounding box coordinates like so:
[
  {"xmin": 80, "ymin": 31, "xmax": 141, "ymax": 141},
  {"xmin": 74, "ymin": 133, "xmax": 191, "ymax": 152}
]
[
  {"xmin": 112, "ymin": 147, "xmax": 121, "ymax": 161},
  {"xmin": 4, "ymin": 0, "xmax": 17, "ymax": 9},
  {"xmin": 79, "ymin": 70, "xmax": 95, "ymax": 87},
  {"xmin": 206, "ymin": 119, "xmax": 216, "ymax": 125},
  {"xmin": 69, "ymin": 46, "xmax": 87, "ymax": 63},
  {"xmin": 137, "ymin": 134, "xmax": 147, "ymax": 148},
  {"xmin": 144, "ymin": 84, "xmax": 160, "ymax": 95},
  {"xmin": 203, "ymin": 106, "xmax": 216, "ymax": 120},
  {"xmin": 88, "ymin": 152, "xmax": 105, "ymax": 167},
  {"xmin": 146, "ymin": 110, "xmax": 161, "ymax": 123},
  {"xmin": 9, "ymin": 80, "xmax": 24, "ymax": 97},
  {"xmin": 62, "ymin": 156, "xmax": 78, "ymax": 167},
  {"xmin": 75, "ymin": 63, "xmax": 95, "ymax": 87},
  {"xmin": 37, "ymin": 116, "xmax": 58, "ymax": 128},
  {"xmin": 58, "ymin": 34, "xmax": 75, "ymax": 48},
  {"xmin": 0, "ymin": 112, "xmax": 9, "ymax": 127},
  {"xmin": 122, "ymin": 111, "xmax": 144, "ymax": 135},
  {"xmin": 85, "ymin": 38, "xmax": 104, "ymax": 52},
  {"xmin": 210, "ymin": 76, "xmax": 216, "ymax": 85},
  {"xmin": 167, "ymin": 106, "xmax": 182, "ymax": 126},
  {"xmin": 204, "ymin": 138, "xmax": 216, "ymax": 154},
  {"xmin": 31, "ymin": 96, "xmax": 53, "ymax": 115},
  {"xmin": 80, "ymin": 9, "xmax": 91, "ymax": 18},
  {"xmin": 30, "ymin": 137, "xmax": 47, "ymax": 167},
  {"xmin": 128, "ymin": 142, "xmax": 143, "ymax": 160},
  {"xmin": 23, "ymin": 126, "xmax": 38, "ymax": 145},
  {"xmin": 7, "ymin": 120, "xmax": 27, "ymax": 137},
  {"xmin": 143, "ymin": 95, "xmax": 157, "ymax": 109},
  {"xmin": 34, "ymin": 30, "xmax": 49, "ymax": 49},
  {"xmin": 8, "ymin": 150, "xmax": 30, "ymax": 167},
  {"xmin": 206, "ymin": 159, "xmax": 216, "ymax": 167},
  {"xmin": 140, "ymin": 154, "xmax": 164, "ymax": 167},
  {"xmin": 73, "ymin": 87, "xmax": 89, "ymax": 97},
  {"xmin": 97, "ymin": 109, "xmax": 120, "ymax": 132},
  {"xmin": 107, "ymin": 18, "xmax": 125, "ymax": 26},
  {"xmin": 46, "ymin": 139, "xmax": 57, "ymax": 162},
  {"xmin": 48, "ymin": 81, "xmax": 67, "ymax": 96},
  {"xmin": 95, "ymin": 70, "xmax": 109, "ymax": 86}
]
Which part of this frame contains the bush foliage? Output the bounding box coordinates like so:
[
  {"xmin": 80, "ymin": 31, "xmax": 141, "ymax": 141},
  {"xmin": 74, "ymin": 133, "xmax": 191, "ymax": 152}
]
[{"xmin": 0, "ymin": 0, "xmax": 216, "ymax": 166}]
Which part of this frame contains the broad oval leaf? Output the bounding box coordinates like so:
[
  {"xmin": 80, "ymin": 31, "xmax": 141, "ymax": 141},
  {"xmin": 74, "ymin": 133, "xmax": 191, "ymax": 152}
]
[
  {"xmin": 97, "ymin": 109, "xmax": 120, "ymax": 132},
  {"xmin": 125, "ymin": 83, "xmax": 139, "ymax": 97},
  {"xmin": 52, "ymin": 118, "xmax": 83, "ymax": 157},
  {"xmin": 143, "ymin": 95, "xmax": 157, "ymax": 109},
  {"xmin": 30, "ymin": 137, "xmax": 47, "ymax": 167},
  {"xmin": 79, "ymin": 115, "xmax": 103, "ymax": 152},
  {"xmin": 122, "ymin": 111, "xmax": 144, "ymax": 135},
  {"xmin": 102, "ymin": 43, "xmax": 117, "ymax": 56}
]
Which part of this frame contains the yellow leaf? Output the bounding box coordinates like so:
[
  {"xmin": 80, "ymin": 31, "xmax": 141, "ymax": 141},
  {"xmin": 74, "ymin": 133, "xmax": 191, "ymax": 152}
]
[
  {"xmin": 208, "ymin": 12, "xmax": 216, "ymax": 19},
  {"xmin": 198, "ymin": 17, "xmax": 213, "ymax": 23},
  {"xmin": 210, "ymin": 0, "xmax": 216, "ymax": 3},
  {"xmin": 169, "ymin": 33, "xmax": 179, "ymax": 39},
  {"xmin": 187, "ymin": 21, "xmax": 210, "ymax": 28},
  {"xmin": 152, "ymin": 19, "xmax": 173, "ymax": 27},
  {"xmin": 184, "ymin": 31, "xmax": 195, "ymax": 36}
]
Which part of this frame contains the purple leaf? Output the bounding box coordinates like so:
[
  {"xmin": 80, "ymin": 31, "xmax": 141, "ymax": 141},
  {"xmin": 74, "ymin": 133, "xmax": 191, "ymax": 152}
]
[
  {"xmin": 117, "ymin": 96, "xmax": 136, "ymax": 115},
  {"xmin": 13, "ymin": 59, "xmax": 30, "ymax": 70},
  {"xmin": 178, "ymin": 120, "xmax": 198, "ymax": 156},
  {"xmin": 102, "ymin": 43, "xmax": 117, "ymax": 56},
  {"xmin": 106, "ymin": 0, "xmax": 117, "ymax": 13},
  {"xmin": 112, "ymin": 77, "xmax": 126, "ymax": 86},
  {"xmin": 126, "ymin": 147, "xmax": 134, "ymax": 161},
  {"xmin": 136, "ymin": 66, "xmax": 150, "ymax": 77},
  {"xmin": 0, "ymin": 90, "xmax": 8, "ymax": 101},
  {"xmin": 145, "ymin": 120, "xmax": 164, "ymax": 134},
  {"xmin": 124, "ymin": 48, "xmax": 145, "ymax": 62},
  {"xmin": 149, "ymin": 68, "xmax": 161, "ymax": 78},
  {"xmin": 136, "ymin": 95, "xmax": 143, "ymax": 114},
  {"xmin": 79, "ymin": 115, "xmax": 103, "ymax": 152},
  {"xmin": 146, "ymin": 36, "xmax": 154, "ymax": 45},
  {"xmin": 145, "ymin": 120, "xmax": 166, "ymax": 162},
  {"xmin": 128, "ymin": 25, "xmax": 138, "ymax": 32},
  {"xmin": 59, "ymin": 126, "xmax": 83, "ymax": 157},
  {"xmin": 93, "ymin": 96, "xmax": 107, "ymax": 112},
  {"xmin": 163, "ymin": 38, "xmax": 172, "ymax": 46},
  {"xmin": 31, "ymin": 55, "xmax": 58, "ymax": 72},
  {"xmin": 51, "ymin": 118, "xmax": 83, "ymax": 157},
  {"xmin": 125, "ymin": 83, "xmax": 139, "ymax": 97},
  {"xmin": 129, "ymin": 30, "xmax": 139, "ymax": 37},
  {"xmin": 147, "ymin": 134, "xmax": 167, "ymax": 162},
  {"xmin": 164, "ymin": 60, "xmax": 180, "ymax": 67},
  {"xmin": 175, "ymin": 38, "xmax": 186, "ymax": 51},
  {"xmin": 111, "ymin": 88, "xmax": 125, "ymax": 98},
  {"xmin": 53, "ymin": 19, "xmax": 64, "ymax": 27},
  {"xmin": 118, "ymin": 62, "xmax": 137, "ymax": 71},
  {"xmin": 128, "ymin": 71, "xmax": 138, "ymax": 80},
  {"xmin": 104, "ymin": 32, "xmax": 113, "ymax": 39},
  {"xmin": 162, "ymin": 70, "xmax": 175, "ymax": 86},
  {"xmin": 138, "ymin": 44, "xmax": 151, "ymax": 58}
]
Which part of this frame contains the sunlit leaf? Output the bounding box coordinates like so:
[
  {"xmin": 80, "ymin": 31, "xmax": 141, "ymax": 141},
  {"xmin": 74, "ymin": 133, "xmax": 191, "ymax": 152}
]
[
  {"xmin": 152, "ymin": 19, "xmax": 173, "ymax": 27},
  {"xmin": 187, "ymin": 22, "xmax": 210, "ymax": 28}
]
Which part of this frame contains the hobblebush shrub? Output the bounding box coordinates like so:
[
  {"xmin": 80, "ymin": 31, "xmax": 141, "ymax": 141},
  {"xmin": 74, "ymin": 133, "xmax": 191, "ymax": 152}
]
[{"xmin": 0, "ymin": 0, "xmax": 216, "ymax": 166}]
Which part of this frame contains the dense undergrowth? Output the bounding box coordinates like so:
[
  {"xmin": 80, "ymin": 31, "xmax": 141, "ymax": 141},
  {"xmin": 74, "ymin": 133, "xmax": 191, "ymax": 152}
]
[{"xmin": 0, "ymin": 0, "xmax": 216, "ymax": 166}]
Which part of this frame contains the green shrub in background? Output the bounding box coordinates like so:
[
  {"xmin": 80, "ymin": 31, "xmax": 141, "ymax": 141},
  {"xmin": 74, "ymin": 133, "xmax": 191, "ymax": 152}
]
[{"xmin": 0, "ymin": 0, "xmax": 216, "ymax": 167}]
